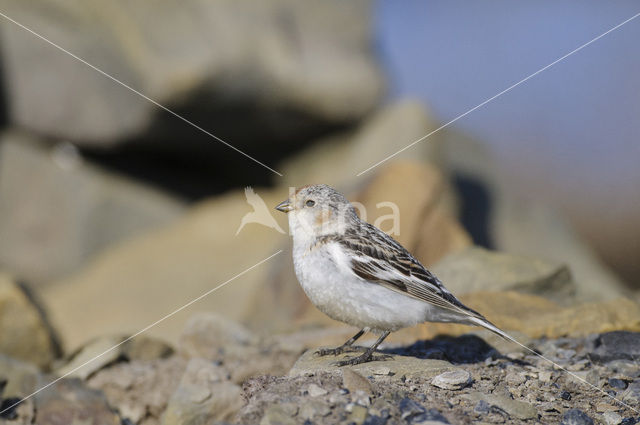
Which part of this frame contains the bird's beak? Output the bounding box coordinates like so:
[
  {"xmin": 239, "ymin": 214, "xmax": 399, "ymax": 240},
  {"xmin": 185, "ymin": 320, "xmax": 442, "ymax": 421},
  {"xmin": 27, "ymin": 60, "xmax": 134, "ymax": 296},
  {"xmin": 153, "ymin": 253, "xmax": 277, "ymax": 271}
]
[{"xmin": 275, "ymin": 199, "xmax": 293, "ymax": 213}]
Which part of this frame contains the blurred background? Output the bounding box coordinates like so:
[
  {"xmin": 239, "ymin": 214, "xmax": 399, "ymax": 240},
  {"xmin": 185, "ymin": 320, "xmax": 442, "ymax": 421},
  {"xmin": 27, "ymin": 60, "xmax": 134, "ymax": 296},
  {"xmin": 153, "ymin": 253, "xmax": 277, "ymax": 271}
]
[{"xmin": 0, "ymin": 0, "xmax": 638, "ymax": 402}]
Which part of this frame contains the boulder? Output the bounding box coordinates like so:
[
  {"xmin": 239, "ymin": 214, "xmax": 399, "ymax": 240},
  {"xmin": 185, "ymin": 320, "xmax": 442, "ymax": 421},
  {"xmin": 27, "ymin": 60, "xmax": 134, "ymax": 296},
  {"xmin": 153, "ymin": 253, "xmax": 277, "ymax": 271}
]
[
  {"xmin": 0, "ymin": 131, "xmax": 185, "ymax": 284},
  {"xmin": 161, "ymin": 358, "xmax": 244, "ymax": 425},
  {"xmin": 432, "ymin": 247, "xmax": 575, "ymax": 302},
  {"xmin": 0, "ymin": 0, "xmax": 383, "ymax": 150},
  {"xmin": 40, "ymin": 187, "xmax": 288, "ymax": 350},
  {"xmin": 0, "ymin": 274, "xmax": 58, "ymax": 368}
]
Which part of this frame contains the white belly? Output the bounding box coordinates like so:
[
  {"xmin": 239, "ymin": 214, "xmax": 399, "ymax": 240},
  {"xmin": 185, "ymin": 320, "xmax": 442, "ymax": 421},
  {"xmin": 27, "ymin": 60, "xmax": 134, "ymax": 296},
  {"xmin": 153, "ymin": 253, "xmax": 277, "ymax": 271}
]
[{"xmin": 293, "ymin": 242, "xmax": 431, "ymax": 332}]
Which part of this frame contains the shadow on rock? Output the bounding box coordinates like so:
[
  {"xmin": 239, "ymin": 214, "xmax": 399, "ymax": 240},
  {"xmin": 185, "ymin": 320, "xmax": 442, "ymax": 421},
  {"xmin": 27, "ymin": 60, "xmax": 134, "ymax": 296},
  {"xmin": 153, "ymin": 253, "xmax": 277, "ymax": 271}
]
[{"xmin": 383, "ymin": 334, "xmax": 500, "ymax": 364}]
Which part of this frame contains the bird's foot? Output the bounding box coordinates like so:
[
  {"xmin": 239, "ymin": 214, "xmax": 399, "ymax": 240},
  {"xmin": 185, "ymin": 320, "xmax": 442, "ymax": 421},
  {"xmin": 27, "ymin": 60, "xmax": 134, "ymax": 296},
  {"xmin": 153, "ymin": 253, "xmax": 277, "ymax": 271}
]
[
  {"xmin": 332, "ymin": 352, "xmax": 394, "ymax": 367},
  {"xmin": 315, "ymin": 346, "xmax": 364, "ymax": 357}
]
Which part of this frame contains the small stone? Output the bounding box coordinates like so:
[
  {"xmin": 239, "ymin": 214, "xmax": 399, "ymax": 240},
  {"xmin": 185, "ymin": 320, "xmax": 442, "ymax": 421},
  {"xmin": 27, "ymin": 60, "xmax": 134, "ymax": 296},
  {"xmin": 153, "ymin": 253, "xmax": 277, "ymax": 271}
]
[
  {"xmin": 620, "ymin": 418, "xmax": 637, "ymax": 425},
  {"xmin": 538, "ymin": 371, "xmax": 553, "ymax": 383},
  {"xmin": 595, "ymin": 402, "xmax": 616, "ymax": 413},
  {"xmin": 260, "ymin": 406, "xmax": 297, "ymax": 425},
  {"xmin": 561, "ymin": 391, "xmax": 572, "ymax": 400},
  {"xmin": 307, "ymin": 383, "xmax": 328, "ymax": 397},
  {"xmin": 603, "ymin": 411, "xmax": 623, "ymax": 425},
  {"xmin": 561, "ymin": 408, "xmax": 594, "ymax": 425},
  {"xmin": 431, "ymin": 370, "xmax": 472, "ymax": 390},
  {"xmin": 622, "ymin": 381, "xmax": 640, "ymax": 404},
  {"xmin": 505, "ymin": 371, "xmax": 526, "ymax": 386},
  {"xmin": 343, "ymin": 369, "xmax": 374, "ymax": 395},
  {"xmin": 363, "ymin": 414, "xmax": 387, "ymax": 425},
  {"xmin": 299, "ymin": 400, "xmax": 330, "ymax": 419},
  {"xmin": 609, "ymin": 378, "xmax": 628, "ymax": 390},
  {"xmin": 348, "ymin": 405, "xmax": 368, "ymax": 425}
]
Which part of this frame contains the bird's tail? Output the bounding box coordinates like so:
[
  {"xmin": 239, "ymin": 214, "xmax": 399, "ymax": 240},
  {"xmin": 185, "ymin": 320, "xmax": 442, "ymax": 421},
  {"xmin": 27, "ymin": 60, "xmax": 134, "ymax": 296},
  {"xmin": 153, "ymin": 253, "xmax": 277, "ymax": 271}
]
[{"xmin": 467, "ymin": 315, "xmax": 520, "ymax": 345}]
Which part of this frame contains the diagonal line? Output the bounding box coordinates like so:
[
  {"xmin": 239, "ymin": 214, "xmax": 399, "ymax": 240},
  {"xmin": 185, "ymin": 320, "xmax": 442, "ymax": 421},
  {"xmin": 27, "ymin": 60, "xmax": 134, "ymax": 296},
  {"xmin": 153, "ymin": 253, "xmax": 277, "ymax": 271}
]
[
  {"xmin": 0, "ymin": 250, "xmax": 283, "ymax": 415},
  {"xmin": 0, "ymin": 11, "xmax": 283, "ymax": 177},
  {"xmin": 356, "ymin": 11, "xmax": 640, "ymax": 176}
]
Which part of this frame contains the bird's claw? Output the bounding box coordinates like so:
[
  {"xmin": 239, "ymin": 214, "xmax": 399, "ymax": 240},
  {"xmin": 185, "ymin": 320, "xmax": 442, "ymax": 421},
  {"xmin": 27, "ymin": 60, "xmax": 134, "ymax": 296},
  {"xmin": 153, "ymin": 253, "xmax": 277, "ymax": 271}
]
[
  {"xmin": 332, "ymin": 353, "xmax": 393, "ymax": 367},
  {"xmin": 315, "ymin": 346, "xmax": 363, "ymax": 357}
]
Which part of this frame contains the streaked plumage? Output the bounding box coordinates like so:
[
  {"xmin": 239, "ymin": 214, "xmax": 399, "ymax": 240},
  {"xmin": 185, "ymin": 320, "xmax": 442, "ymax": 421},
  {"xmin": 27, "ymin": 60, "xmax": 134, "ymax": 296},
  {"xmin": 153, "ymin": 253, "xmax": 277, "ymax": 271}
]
[{"xmin": 276, "ymin": 184, "xmax": 514, "ymax": 365}]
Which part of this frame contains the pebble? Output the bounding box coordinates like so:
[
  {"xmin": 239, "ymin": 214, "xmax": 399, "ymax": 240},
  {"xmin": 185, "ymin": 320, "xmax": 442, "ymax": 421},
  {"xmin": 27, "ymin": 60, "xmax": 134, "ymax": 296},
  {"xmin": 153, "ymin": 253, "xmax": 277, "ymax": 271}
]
[
  {"xmin": 431, "ymin": 370, "xmax": 472, "ymax": 390},
  {"xmin": 373, "ymin": 367, "xmax": 391, "ymax": 376},
  {"xmin": 602, "ymin": 411, "xmax": 623, "ymax": 425},
  {"xmin": 307, "ymin": 383, "xmax": 328, "ymax": 397},
  {"xmin": 348, "ymin": 405, "xmax": 368, "ymax": 425},
  {"xmin": 560, "ymin": 391, "xmax": 572, "ymax": 401},
  {"xmin": 505, "ymin": 371, "xmax": 526, "ymax": 386},
  {"xmin": 608, "ymin": 378, "xmax": 628, "ymax": 390},
  {"xmin": 474, "ymin": 400, "xmax": 490, "ymax": 414},
  {"xmin": 299, "ymin": 400, "xmax": 330, "ymax": 419},
  {"xmin": 561, "ymin": 408, "xmax": 594, "ymax": 425},
  {"xmin": 538, "ymin": 371, "xmax": 553, "ymax": 383}
]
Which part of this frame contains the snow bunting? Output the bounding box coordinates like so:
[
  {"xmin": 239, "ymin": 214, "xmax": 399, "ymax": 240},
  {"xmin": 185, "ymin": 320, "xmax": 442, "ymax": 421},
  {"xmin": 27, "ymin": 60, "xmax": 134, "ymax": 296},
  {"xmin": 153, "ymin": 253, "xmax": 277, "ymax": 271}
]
[{"xmin": 276, "ymin": 184, "xmax": 515, "ymax": 366}]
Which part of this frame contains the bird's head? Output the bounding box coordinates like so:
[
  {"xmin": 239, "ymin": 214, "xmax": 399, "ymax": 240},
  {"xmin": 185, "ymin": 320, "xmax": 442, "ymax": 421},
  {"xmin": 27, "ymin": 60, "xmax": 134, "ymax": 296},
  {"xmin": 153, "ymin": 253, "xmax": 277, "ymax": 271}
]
[{"xmin": 275, "ymin": 184, "xmax": 357, "ymax": 237}]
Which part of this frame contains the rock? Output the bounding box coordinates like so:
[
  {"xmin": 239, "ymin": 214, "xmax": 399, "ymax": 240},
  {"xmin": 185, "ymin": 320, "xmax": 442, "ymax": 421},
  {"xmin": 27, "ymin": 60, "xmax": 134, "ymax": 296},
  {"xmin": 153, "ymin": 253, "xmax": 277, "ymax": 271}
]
[
  {"xmin": 161, "ymin": 358, "xmax": 244, "ymax": 425},
  {"xmin": 121, "ymin": 335, "xmax": 174, "ymax": 362},
  {"xmin": 289, "ymin": 349, "xmax": 459, "ymax": 380},
  {"xmin": 0, "ymin": 274, "xmax": 58, "ymax": 368},
  {"xmin": 591, "ymin": 331, "xmax": 640, "ymax": 363},
  {"xmin": 609, "ymin": 378, "xmax": 628, "ymax": 390},
  {"xmin": 0, "ymin": 131, "xmax": 185, "ymax": 283},
  {"xmin": 462, "ymin": 391, "xmax": 537, "ymax": 420},
  {"xmin": 307, "ymin": 383, "xmax": 328, "ymax": 397},
  {"xmin": 432, "ymin": 247, "xmax": 575, "ymax": 299},
  {"xmin": 398, "ymin": 398, "xmax": 450, "ymax": 424},
  {"xmin": 342, "ymin": 369, "xmax": 374, "ymax": 395},
  {"xmin": 430, "ymin": 370, "xmax": 472, "ymax": 390},
  {"xmin": 41, "ymin": 187, "xmax": 287, "ymax": 349},
  {"xmin": 299, "ymin": 400, "xmax": 330, "ymax": 419},
  {"xmin": 348, "ymin": 404, "xmax": 369, "ymax": 425},
  {"xmin": 280, "ymin": 101, "xmax": 444, "ymax": 189},
  {"xmin": 0, "ymin": 354, "xmax": 39, "ymax": 398},
  {"xmin": 603, "ymin": 411, "xmax": 623, "ymax": 425},
  {"xmin": 260, "ymin": 405, "xmax": 298, "ymax": 425},
  {"xmin": 178, "ymin": 313, "xmax": 301, "ymax": 383},
  {"xmin": 561, "ymin": 409, "xmax": 594, "ymax": 425},
  {"xmin": 622, "ymin": 381, "xmax": 640, "ymax": 404},
  {"xmin": 34, "ymin": 378, "xmax": 121, "ymax": 425},
  {"xmin": 1, "ymin": 0, "xmax": 382, "ymax": 147},
  {"xmin": 88, "ymin": 356, "xmax": 187, "ymax": 424},
  {"xmin": 56, "ymin": 336, "xmax": 125, "ymax": 380}
]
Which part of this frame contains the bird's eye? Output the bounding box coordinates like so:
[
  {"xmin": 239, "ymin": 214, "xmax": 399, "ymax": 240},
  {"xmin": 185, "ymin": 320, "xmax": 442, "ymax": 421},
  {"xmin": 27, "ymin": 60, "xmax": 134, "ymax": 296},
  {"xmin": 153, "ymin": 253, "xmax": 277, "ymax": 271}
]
[{"xmin": 305, "ymin": 199, "xmax": 315, "ymax": 207}]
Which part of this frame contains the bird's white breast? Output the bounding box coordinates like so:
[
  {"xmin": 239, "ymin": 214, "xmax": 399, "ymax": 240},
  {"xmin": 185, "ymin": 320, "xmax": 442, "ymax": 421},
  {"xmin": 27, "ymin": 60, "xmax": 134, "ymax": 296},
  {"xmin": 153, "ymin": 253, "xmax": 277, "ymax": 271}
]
[{"xmin": 292, "ymin": 238, "xmax": 432, "ymax": 332}]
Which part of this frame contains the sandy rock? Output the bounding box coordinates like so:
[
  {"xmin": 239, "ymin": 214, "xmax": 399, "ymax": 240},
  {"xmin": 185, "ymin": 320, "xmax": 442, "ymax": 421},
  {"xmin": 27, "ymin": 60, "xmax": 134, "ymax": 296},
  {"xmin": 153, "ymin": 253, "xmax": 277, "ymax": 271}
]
[
  {"xmin": 161, "ymin": 358, "xmax": 243, "ymax": 425},
  {"xmin": 430, "ymin": 370, "xmax": 472, "ymax": 390},
  {"xmin": 0, "ymin": 131, "xmax": 185, "ymax": 284},
  {"xmin": 56, "ymin": 335, "xmax": 173, "ymax": 380},
  {"xmin": 0, "ymin": 274, "xmax": 57, "ymax": 368},
  {"xmin": 289, "ymin": 349, "xmax": 459, "ymax": 380},
  {"xmin": 342, "ymin": 369, "xmax": 374, "ymax": 395},
  {"xmin": 1, "ymin": 0, "xmax": 382, "ymax": 147},
  {"xmin": 432, "ymin": 247, "xmax": 575, "ymax": 300},
  {"xmin": 41, "ymin": 187, "xmax": 287, "ymax": 349},
  {"xmin": 34, "ymin": 378, "xmax": 121, "ymax": 425}
]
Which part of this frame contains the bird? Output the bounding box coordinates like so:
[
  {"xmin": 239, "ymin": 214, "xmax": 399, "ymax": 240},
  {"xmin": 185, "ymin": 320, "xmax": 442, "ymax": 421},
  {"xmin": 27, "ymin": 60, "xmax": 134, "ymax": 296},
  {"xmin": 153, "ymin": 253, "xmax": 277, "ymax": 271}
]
[
  {"xmin": 236, "ymin": 187, "xmax": 285, "ymax": 235},
  {"xmin": 275, "ymin": 184, "xmax": 516, "ymax": 366}
]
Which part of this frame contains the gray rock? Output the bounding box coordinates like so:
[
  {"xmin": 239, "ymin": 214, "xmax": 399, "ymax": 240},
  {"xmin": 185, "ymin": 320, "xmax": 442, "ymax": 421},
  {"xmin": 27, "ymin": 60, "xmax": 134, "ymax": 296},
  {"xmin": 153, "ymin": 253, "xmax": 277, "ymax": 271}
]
[
  {"xmin": 398, "ymin": 398, "xmax": 450, "ymax": 424},
  {"xmin": 0, "ymin": 274, "xmax": 58, "ymax": 368},
  {"xmin": 289, "ymin": 349, "xmax": 459, "ymax": 380},
  {"xmin": 462, "ymin": 391, "xmax": 538, "ymax": 420},
  {"xmin": 622, "ymin": 381, "xmax": 640, "ymax": 405},
  {"xmin": 0, "ymin": 0, "xmax": 382, "ymax": 146},
  {"xmin": 299, "ymin": 400, "xmax": 331, "ymax": 419},
  {"xmin": 561, "ymin": 408, "xmax": 594, "ymax": 425},
  {"xmin": 430, "ymin": 370, "xmax": 472, "ymax": 390},
  {"xmin": 34, "ymin": 378, "xmax": 121, "ymax": 425},
  {"xmin": 432, "ymin": 247, "xmax": 575, "ymax": 299},
  {"xmin": 307, "ymin": 383, "xmax": 328, "ymax": 397},
  {"xmin": 0, "ymin": 131, "xmax": 185, "ymax": 283},
  {"xmin": 591, "ymin": 331, "xmax": 640, "ymax": 363},
  {"xmin": 603, "ymin": 411, "xmax": 623, "ymax": 425},
  {"xmin": 161, "ymin": 358, "xmax": 243, "ymax": 425}
]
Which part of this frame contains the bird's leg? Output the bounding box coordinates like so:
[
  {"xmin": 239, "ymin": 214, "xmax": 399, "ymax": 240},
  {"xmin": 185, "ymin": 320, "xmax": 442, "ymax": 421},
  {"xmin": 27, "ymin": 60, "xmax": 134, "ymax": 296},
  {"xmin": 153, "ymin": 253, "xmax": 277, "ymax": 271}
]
[
  {"xmin": 315, "ymin": 328, "xmax": 368, "ymax": 356},
  {"xmin": 333, "ymin": 331, "xmax": 393, "ymax": 366}
]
